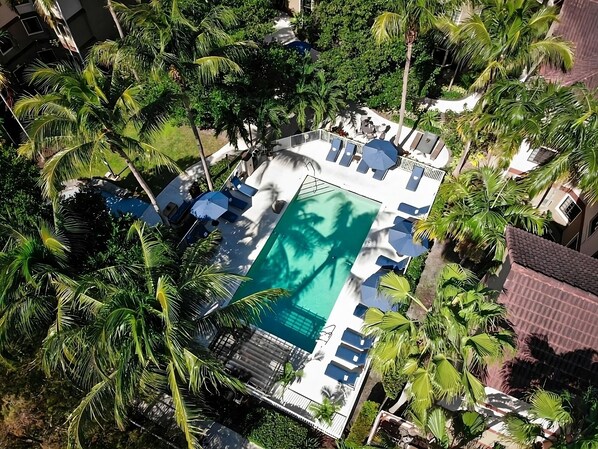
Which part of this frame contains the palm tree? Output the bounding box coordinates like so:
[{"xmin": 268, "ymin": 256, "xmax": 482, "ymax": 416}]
[
  {"xmin": 42, "ymin": 223, "xmax": 284, "ymax": 449},
  {"xmin": 504, "ymin": 388, "xmax": 598, "ymax": 449},
  {"xmin": 97, "ymin": 0, "xmax": 250, "ymax": 191},
  {"xmin": 14, "ymin": 62, "xmax": 177, "ymax": 225},
  {"xmin": 415, "ymin": 166, "xmax": 546, "ymax": 265},
  {"xmin": 372, "ymin": 0, "xmax": 453, "ymax": 142},
  {"xmin": 0, "ymin": 219, "xmax": 70, "ymax": 353},
  {"xmin": 437, "ymin": 0, "xmax": 573, "ymax": 92},
  {"xmin": 363, "ymin": 264, "xmax": 514, "ymax": 419},
  {"xmin": 308, "ymin": 386, "xmax": 342, "ymax": 426}
]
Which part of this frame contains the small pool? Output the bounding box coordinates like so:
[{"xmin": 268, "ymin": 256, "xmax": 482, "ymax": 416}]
[
  {"xmin": 232, "ymin": 177, "xmax": 380, "ymax": 352},
  {"xmin": 100, "ymin": 191, "xmax": 149, "ymax": 218}
]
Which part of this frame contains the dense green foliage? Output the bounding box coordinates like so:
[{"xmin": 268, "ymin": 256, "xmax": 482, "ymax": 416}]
[
  {"xmin": 243, "ymin": 407, "xmax": 316, "ymax": 449},
  {"xmin": 346, "ymin": 401, "xmax": 380, "ymax": 445},
  {"xmin": 404, "ymin": 252, "xmax": 427, "ymax": 290}
]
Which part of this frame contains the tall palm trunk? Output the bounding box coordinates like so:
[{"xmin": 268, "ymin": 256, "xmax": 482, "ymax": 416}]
[
  {"xmin": 112, "ymin": 146, "xmax": 169, "ymax": 225},
  {"xmin": 396, "ymin": 39, "xmax": 413, "ymax": 144},
  {"xmin": 180, "ymin": 92, "xmax": 214, "ymax": 192},
  {"xmin": 453, "ymin": 140, "xmax": 471, "ymax": 176},
  {"xmin": 107, "ymin": 0, "xmax": 124, "ymax": 39}
]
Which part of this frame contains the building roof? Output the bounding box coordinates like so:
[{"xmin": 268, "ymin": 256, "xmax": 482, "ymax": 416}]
[
  {"xmin": 486, "ymin": 227, "xmax": 598, "ymax": 396},
  {"xmin": 541, "ymin": 0, "xmax": 598, "ymax": 89},
  {"xmin": 506, "ymin": 226, "xmax": 598, "ymax": 297}
]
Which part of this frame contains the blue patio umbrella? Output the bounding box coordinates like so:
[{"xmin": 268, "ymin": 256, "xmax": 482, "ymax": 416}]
[
  {"xmin": 285, "ymin": 40, "xmax": 312, "ymax": 55},
  {"xmin": 190, "ymin": 191, "xmax": 228, "ymax": 220},
  {"xmin": 388, "ymin": 226, "xmax": 430, "ymax": 257},
  {"xmin": 361, "ymin": 269, "xmax": 393, "ymax": 311},
  {"xmin": 362, "ymin": 139, "xmax": 398, "ymax": 170}
]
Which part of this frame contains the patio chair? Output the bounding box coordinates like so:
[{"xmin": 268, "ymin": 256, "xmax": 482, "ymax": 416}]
[
  {"xmin": 430, "ymin": 138, "xmax": 445, "ymax": 161},
  {"xmin": 341, "ymin": 328, "xmax": 373, "ymax": 350},
  {"xmin": 372, "ymin": 168, "xmax": 388, "ymax": 181},
  {"xmin": 324, "ymin": 362, "xmax": 359, "ymax": 387},
  {"xmin": 222, "ymin": 189, "xmax": 248, "ymax": 210},
  {"xmin": 326, "ymin": 138, "xmax": 343, "ymax": 162},
  {"xmin": 231, "ymin": 176, "xmax": 258, "ymax": 197},
  {"xmin": 339, "ymin": 142, "xmax": 356, "ymax": 167},
  {"xmin": 398, "ymin": 202, "xmax": 430, "ymax": 217},
  {"xmin": 410, "ymin": 132, "xmax": 423, "ymax": 152},
  {"xmin": 356, "ymin": 159, "xmax": 369, "ymax": 174},
  {"xmin": 353, "ymin": 303, "xmax": 368, "ymax": 318},
  {"xmin": 375, "ymin": 255, "xmax": 408, "ymax": 272},
  {"xmin": 169, "ymin": 198, "xmax": 196, "ymax": 225},
  {"xmin": 406, "ymin": 165, "xmax": 424, "ymax": 192},
  {"xmin": 221, "ymin": 210, "xmax": 239, "ymax": 223},
  {"xmin": 184, "ymin": 221, "xmax": 210, "ymax": 245},
  {"xmin": 335, "ymin": 345, "xmax": 368, "ymax": 366}
]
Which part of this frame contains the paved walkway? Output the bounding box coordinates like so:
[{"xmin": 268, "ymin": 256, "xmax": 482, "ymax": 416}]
[
  {"xmin": 203, "ymin": 423, "xmax": 263, "ymax": 449},
  {"xmin": 424, "ymin": 92, "xmax": 480, "ymax": 113}
]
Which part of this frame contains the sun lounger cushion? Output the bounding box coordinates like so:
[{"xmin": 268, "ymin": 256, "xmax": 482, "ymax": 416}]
[
  {"xmin": 353, "ymin": 303, "xmax": 368, "ymax": 318},
  {"xmin": 339, "ymin": 142, "xmax": 356, "ymax": 167},
  {"xmin": 324, "ymin": 362, "xmax": 359, "ymax": 386},
  {"xmin": 336, "ymin": 345, "xmax": 368, "ymax": 366},
  {"xmin": 221, "ymin": 210, "xmax": 238, "ymax": 223},
  {"xmin": 356, "ymin": 159, "xmax": 369, "ymax": 173},
  {"xmin": 232, "ymin": 176, "xmax": 258, "ymax": 197},
  {"xmin": 406, "ymin": 165, "xmax": 424, "ymax": 192},
  {"xmin": 185, "ymin": 222, "xmax": 210, "ymax": 245},
  {"xmin": 410, "ymin": 132, "xmax": 423, "ymax": 151},
  {"xmin": 375, "ymin": 255, "xmax": 408, "ymax": 272},
  {"xmin": 222, "ymin": 189, "xmax": 248, "ymax": 210},
  {"xmin": 373, "ymin": 169, "xmax": 388, "ymax": 181},
  {"xmin": 326, "ymin": 138, "xmax": 343, "ymax": 162},
  {"xmin": 398, "ymin": 203, "xmax": 429, "ymax": 217},
  {"xmin": 341, "ymin": 328, "xmax": 373, "ymax": 350}
]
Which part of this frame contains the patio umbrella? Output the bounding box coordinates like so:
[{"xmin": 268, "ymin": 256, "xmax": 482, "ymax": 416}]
[
  {"xmin": 361, "ymin": 269, "xmax": 393, "ymax": 311},
  {"xmin": 190, "ymin": 191, "xmax": 228, "ymax": 220},
  {"xmin": 362, "ymin": 139, "xmax": 398, "ymax": 170},
  {"xmin": 388, "ymin": 227, "xmax": 429, "ymax": 257}
]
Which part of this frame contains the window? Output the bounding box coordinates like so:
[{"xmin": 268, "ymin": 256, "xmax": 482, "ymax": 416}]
[
  {"xmin": 0, "ymin": 34, "xmax": 13, "ymax": 55},
  {"xmin": 528, "ymin": 146, "xmax": 556, "ymax": 164},
  {"xmin": 590, "ymin": 213, "xmax": 598, "ymax": 236},
  {"xmin": 559, "ymin": 196, "xmax": 582, "ymax": 222},
  {"xmin": 21, "ymin": 17, "xmax": 43, "ymax": 35},
  {"xmin": 566, "ymin": 234, "xmax": 580, "ymax": 251}
]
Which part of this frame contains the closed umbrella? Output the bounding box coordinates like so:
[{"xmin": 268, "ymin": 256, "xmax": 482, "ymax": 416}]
[
  {"xmin": 388, "ymin": 228, "xmax": 429, "ymax": 257},
  {"xmin": 191, "ymin": 191, "xmax": 228, "ymax": 220},
  {"xmin": 362, "ymin": 139, "xmax": 398, "ymax": 170},
  {"xmin": 361, "ymin": 269, "xmax": 393, "ymax": 311}
]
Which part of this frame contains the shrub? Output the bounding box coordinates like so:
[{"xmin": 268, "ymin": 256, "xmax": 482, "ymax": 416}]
[
  {"xmin": 440, "ymin": 85, "xmax": 468, "ymax": 100},
  {"xmin": 346, "ymin": 401, "xmax": 380, "ymax": 445},
  {"xmin": 244, "ymin": 407, "xmax": 315, "ymax": 449},
  {"xmin": 382, "ymin": 369, "xmax": 408, "ymax": 400},
  {"xmin": 405, "ymin": 253, "xmax": 428, "ymax": 290}
]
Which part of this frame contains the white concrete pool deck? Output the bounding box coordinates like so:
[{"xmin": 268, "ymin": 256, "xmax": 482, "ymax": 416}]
[{"xmin": 215, "ymin": 139, "xmax": 443, "ymax": 437}]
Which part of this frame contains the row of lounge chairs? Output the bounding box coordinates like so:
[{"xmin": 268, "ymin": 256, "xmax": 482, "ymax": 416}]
[
  {"xmin": 324, "ymin": 328, "xmax": 373, "ymax": 387},
  {"xmin": 327, "ymin": 138, "xmax": 357, "ymax": 168}
]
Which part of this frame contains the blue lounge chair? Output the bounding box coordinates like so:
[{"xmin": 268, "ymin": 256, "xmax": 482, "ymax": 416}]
[
  {"xmin": 339, "ymin": 142, "xmax": 356, "ymax": 167},
  {"xmin": 231, "ymin": 176, "xmax": 258, "ymax": 197},
  {"xmin": 353, "ymin": 303, "xmax": 368, "ymax": 318},
  {"xmin": 326, "ymin": 138, "xmax": 343, "ymax": 162},
  {"xmin": 336, "ymin": 345, "xmax": 368, "ymax": 366},
  {"xmin": 406, "ymin": 165, "xmax": 424, "ymax": 192},
  {"xmin": 341, "ymin": 328, "xmax": 373, "ymax": 350},
  {"xmin": 170, "ymin": 198, "xmax": 197, "ymax": 225},
  {"xmin": 356, "ymin": 159, "xmax": 369, "ymax": 174},
  {"xmin": 398, "ymin": 203, "xmax": 430, "ymax": 217},
  {"xmin": 221, "ymin": 210, "xmax": 238, "ymax": 222},
  {"xmin": 376, "ymin": 255, "xmax": 408, "ymax": 272},
  {"xmin": 324, "ymin": 362, "xmax": 359, "ymax": 386},
  {"xmin": 222, "ymin": 189, "xmax": 248, "ymax": 210},
  {"xmin": 373, "ymin": 168, "xmax": 388, "ymax": 181},
  {"xmin": 185, "ymin": 221, "xmax": 210, "ymax": 245}
]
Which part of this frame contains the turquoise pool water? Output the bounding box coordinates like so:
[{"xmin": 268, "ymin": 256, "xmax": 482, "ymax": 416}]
[
  {"xmin": 101, "ymin": 191, "xmax": 149, "ymax": 218},
  {"xmin": 232, "ymin": 177, "xmax": 380, "ymax": 352}
]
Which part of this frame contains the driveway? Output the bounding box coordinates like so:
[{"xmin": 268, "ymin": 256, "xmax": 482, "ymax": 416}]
[{"xmin": 203, "ymin": 423, "xmax": 264, "ymax": 449}]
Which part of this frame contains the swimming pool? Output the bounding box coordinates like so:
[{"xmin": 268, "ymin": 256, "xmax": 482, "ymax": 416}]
[
  {"xmin": 232, "ymin": 177, "xmax": 380, "ymax": 352},
  {"xmin": 100, "ymin": 191, "xmax": 149, "ymax": 218}
]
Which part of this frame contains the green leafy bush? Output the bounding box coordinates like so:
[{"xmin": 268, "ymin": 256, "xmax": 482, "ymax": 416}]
[
  {"xmin": 440, "ymin": 85, "xmax": 468, "ymax": 100},
  {"xmin": 382, "ymin": 369, "xmax": 408, "ymax": 400},
  {"xmin": 405, "ymin": 253, "xmax": 428, "ymax": 290},
  {"xmin": 244, "ymin": 407, "xmax": 315, "ymax": 449},
  {"xmin": 346, "ymin": 401, "xmax": 380, "ymax": 445}
]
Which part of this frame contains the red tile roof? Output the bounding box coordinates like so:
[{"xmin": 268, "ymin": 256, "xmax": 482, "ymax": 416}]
[
  {"xmin": 541, "ymin": 0, "xmax": 598, "ymax": 89},
  {"xmin": 486, "ymin": 227, "xmax": 598, "ymax": 396}
]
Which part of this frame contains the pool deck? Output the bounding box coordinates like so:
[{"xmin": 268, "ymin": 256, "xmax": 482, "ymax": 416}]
[{"xmin": 215, "ymin": 138, "xmax": 443, "ymax": 437}]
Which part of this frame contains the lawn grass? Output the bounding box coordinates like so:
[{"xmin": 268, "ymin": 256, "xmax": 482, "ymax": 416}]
[{"xmin": 80, "ymin": 122, "xmax": 228, "ymax": 194}]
